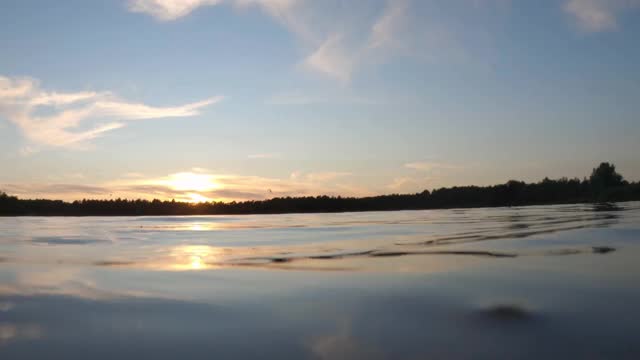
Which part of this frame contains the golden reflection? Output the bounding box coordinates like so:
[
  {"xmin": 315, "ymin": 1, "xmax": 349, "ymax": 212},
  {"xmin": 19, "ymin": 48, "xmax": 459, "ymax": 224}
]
[
  {"xmin": 188, "ymin": 223, "xmax": 206, "ymax": 231},
  {"xmin": 183, "ymin": 222, "xmax": 231, "ymax": 231},
  {"xmin": 165, "ymin": 245, "xmax": 223, "ymax": 271}
]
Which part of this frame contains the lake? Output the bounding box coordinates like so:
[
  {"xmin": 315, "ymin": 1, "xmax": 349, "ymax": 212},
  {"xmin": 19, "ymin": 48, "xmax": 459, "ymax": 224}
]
[{"xmin": 1, "ymin": 203, "xmax": 640, "ymax": 359}]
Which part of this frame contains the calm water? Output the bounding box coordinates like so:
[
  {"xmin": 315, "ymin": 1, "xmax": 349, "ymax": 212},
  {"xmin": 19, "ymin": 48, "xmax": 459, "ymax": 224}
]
[{"xmin": 1, "ymin": 203, "xmax": 640, "ymax": 359}]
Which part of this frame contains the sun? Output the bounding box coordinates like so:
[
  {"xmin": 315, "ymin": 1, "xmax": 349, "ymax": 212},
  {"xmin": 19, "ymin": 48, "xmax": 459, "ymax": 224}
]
[
  {"xmin": 167, "ymin": 172, "xmax": 218, "ymax": 192},
  {"xmin": 186, "ymin": 193, "xmax": 210, "ymax": 203},
  {"xmin": 156, "ymin": 172, "xmax": 219, "ymax": 203},
  {"xmin": 190, "ymin": 255, "xmax": 204, "ymax": 270},
  {"xmin": 136, "ymin": 171, "xmax": 222, "ymax": 203}
]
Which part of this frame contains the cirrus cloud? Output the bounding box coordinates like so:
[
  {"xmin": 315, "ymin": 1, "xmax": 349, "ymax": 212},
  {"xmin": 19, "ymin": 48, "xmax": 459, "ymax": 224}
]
[
  {"xmin": 0, "ymin": 75, "xmax": 222, "ymax": 151},
  {"xmin": 564, "ymin": 0, "xmax": 640, "ymax": 32},
  {"xmin": 1, "ymin": 169, "xmax": 371, "ymax": 203},
  {"xmin": 128, "ymin": 0, "xmax": 298, "ymax": 21},
  {"xmin": 128, "ymin": 0, "xmax": 225, "ymax": 21},
  {"xmin": 127, "ymin": 0, "xmax": 411, "ymax": 83}
]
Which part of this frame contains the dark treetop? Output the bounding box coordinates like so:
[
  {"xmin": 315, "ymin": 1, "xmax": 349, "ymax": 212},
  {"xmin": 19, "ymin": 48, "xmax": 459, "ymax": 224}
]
[{"xmin": 2, "ymin": 163, "xmax": 639, "ymax": 216}]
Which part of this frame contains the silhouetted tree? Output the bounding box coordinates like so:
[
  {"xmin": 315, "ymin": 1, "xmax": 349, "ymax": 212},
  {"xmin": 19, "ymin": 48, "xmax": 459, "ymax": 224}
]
[
  {"xmin": 590, "ymin": 162, "xmax": 625, "ymax": 196},
  {"xmin": 0, "ymin": 163, "xmax": 638, "ymax": 216}
]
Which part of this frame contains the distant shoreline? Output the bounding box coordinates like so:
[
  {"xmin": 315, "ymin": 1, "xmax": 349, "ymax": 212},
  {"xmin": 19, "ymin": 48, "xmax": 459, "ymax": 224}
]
[
  {"xmin": 2, "ymin": 163, "xmax": 639, "ymax": 217},
  {"xmin": 0, "ymin": 199, "xmax": 636, "ymax": 218}
]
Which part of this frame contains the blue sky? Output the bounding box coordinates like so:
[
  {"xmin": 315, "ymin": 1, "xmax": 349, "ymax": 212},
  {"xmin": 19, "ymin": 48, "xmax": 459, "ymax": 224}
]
[{"xmin": 1, "ymin": 0, "xmax": 639, "ymax": 202}]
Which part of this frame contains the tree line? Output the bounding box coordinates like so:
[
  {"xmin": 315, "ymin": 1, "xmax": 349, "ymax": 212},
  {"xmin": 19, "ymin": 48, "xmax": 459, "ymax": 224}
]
[{"xmin": 1, "ymin": 163, "xmax": 639, "ymax": 216}]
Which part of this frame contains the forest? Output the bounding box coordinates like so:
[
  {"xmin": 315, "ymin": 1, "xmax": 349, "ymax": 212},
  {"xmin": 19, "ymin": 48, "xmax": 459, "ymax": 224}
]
[{"xmin": 2, "ymin": 163, "xmax": 639, "ymax": 216}]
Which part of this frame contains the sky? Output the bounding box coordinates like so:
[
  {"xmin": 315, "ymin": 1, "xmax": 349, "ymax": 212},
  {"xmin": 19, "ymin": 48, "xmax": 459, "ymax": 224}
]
[{"xmin": 1, "ymin": 0, "xmax": 639, "ymax": 202}]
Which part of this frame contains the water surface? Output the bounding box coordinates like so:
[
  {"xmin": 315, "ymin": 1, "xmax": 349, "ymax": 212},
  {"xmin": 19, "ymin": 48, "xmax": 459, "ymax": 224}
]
[{"xmin": 1, "ymin": 203, "xmax": 640, "ymax": 359}]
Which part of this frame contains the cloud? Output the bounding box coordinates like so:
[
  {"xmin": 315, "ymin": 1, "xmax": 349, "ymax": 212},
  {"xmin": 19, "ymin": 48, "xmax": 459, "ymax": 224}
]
[
  {"xmin": 387, "ymin": 176, "xmax": 429, "ymax": 192},
  {"xmin": 368, "ymin": 0, "xmax": 410, "ymax": 50},
  {"xmin": 128, "ymin": 0, "xmax": 225, "ymax": 21},
  {"xmin": 564, "ymin": 0, "xmax": 640, "ymax": 32},
  {"xmin": 303, "ymin": 34, "xmax": 356, "ymax": 83},
  {"xmin": 1, "ymin": 169, "xmax": 370, "ymax": 203},
  {"xmin": 128, "ymin": 0, "xmax": 409, "ymax": 82},
  {"xmin": 128, "ymin": 0, "xmax": 298, "ymax": 21},
  {"xmin": 3, "ymin": 184, "xmax": 110, "ymax": 197},
  {"xmin": 0, "ymin": 75, "xmax": 222, "ymax": 150},
  {"xmin": 127, "ymin": 0, "xmax": 514, "ymax": 83},
  {"xmin": 300, "ymin": 0, "xmax": 410, "ymax": 82}
]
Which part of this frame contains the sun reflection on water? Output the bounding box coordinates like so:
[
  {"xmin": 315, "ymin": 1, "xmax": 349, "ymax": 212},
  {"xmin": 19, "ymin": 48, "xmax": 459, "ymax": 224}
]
[
  {"xmin": 188, "ymin": 223, "xmax": 206, "ymax": 231},
  {"xmin": 165, "ymin": 245, "xmax": 223, "ymax": 271}
]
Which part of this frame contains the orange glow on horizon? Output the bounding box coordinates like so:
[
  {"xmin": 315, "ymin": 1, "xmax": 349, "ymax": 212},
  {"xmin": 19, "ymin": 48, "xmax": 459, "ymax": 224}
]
[
  {"xmin": 165, "ymin": 172, "xmax": 219, "ymax": 192},
  {"xmin": 186, "ymin": 193, "xmax": 211, "ymax": 203}
]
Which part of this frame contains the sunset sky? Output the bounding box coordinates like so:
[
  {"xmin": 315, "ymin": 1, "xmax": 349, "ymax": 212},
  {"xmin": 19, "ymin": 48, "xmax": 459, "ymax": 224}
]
[{"xmin": 1, "ymin": 0, "xmax": 639, "ymax": 202}]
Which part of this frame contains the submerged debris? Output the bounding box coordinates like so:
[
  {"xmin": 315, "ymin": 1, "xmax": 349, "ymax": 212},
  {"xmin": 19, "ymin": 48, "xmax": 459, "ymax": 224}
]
[{"xmin": 592, "ymin": 246, "xmax": 616, "ymax": 254}]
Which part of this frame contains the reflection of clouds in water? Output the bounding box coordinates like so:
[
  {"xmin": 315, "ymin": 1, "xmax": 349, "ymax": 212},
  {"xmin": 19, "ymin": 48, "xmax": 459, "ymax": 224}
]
[
  {"xmin": 0, "ymin": 302, "xmax": 14, "ymax": 312},
  {"xmin": 0, "ymin": 323, "xmax": 42, "ymax": 345},
  {"xmin": 309, "ymin": 322, "xmax": 382, "ymax": 360},
  {"xmin": 1, "ymin": 267, "xmax": 155, "ymax": 301},
  {"xmin": 16, "ymin": 268, "xmax": 81, "ymax": 289}
]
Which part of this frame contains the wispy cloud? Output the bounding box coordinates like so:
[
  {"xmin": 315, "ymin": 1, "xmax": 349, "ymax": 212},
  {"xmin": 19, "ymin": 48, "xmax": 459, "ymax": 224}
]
[
  {"xmin": 0, "ymin": 75, "xmax": 222, "ymax": 151},
  {"xmin": 128, "ymin": 0, "xmax": 410, "ymax": 83},
  {"xmin": 368, "ymin": 0, "xmax": 410, "ymax": 50},
  {"xmin": 128, "ymin": 0, "xmax": 225, "ymax": 21},
  {"xmin": 127, "ymin": 0, "xmax": 634, "ymax": 85},
  {"xmin": 2, "ymin": 169, "xmax": 370, "ymax": 203},
  {"xmin": 302, "ymin": 34, "xmax": 357, "ymax": 83},
  {"xmin": 564, "ymin": 0, "xmax": 640, "ymax": 32},
  {"xmin": 128, "ymin": 0, "xmax": 298, "ymax": 21},
  {"xmin": 300, "ymin": 0, "xmax": 411, "ymax": 82}
]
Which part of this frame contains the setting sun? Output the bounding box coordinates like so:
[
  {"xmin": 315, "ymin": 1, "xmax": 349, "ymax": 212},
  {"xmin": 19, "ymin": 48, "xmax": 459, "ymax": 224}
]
[
  {"xmin": 3, "ymin": 0, "xmax": 640, "ymax": 358},
  {"xmin": 166, "ymin": 172, "xmax": 219, "ymax": 192},
  {"xmin": 187, "ymin": 193, "xmax": 211, "ymax": 203}
]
